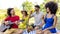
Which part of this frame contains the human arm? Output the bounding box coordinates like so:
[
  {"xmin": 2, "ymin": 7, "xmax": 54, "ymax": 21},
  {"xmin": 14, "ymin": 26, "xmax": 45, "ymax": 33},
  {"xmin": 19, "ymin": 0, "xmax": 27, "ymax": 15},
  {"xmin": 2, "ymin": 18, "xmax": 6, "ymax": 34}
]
[{"xmin": 43, "ymin": 15, "xmax": 57, "ymax": 31}]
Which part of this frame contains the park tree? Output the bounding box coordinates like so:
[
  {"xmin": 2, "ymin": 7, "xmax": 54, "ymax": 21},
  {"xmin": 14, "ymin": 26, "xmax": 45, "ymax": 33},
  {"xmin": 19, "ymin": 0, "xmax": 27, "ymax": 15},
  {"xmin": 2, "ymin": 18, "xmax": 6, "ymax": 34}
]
[
  {"xmin": 40, "ymin": 0, "xmax": 60, "ymax": 16},
  {"xmin": 22, "ymin": 0, "xmax": 34, "ymax": 11}
]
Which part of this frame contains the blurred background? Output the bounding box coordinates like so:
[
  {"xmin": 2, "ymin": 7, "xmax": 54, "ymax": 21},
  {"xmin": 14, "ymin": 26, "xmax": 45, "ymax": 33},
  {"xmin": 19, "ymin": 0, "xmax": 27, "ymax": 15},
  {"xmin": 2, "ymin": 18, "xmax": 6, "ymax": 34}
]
[{"xmin": 0, "ymin": 0, "xmax": 60, "ymax": 30}]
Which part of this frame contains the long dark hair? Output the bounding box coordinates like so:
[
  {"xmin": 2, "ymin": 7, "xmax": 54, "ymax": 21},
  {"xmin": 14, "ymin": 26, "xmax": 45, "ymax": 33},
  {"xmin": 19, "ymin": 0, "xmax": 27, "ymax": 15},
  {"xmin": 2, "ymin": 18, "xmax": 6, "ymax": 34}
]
[{"xmin": 7, "ymin": 8, "xmax": 14, "ymax": 16}]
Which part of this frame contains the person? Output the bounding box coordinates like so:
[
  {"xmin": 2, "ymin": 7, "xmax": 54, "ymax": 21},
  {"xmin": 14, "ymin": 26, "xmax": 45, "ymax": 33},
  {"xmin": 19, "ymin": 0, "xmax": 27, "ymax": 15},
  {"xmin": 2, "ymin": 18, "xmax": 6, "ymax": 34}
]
[
  {"xmin": 4, "ymin": 8, "xmax": 20, "ymax": 28},
  {"xmin": 4, "ymin": 8, "xmax": 23, "ymax": 34},
  {"xmin": 23, "ymin": 25, "xmax": 36, "ymax": 34},
  {"xmin": 30, "ymin": 5, "xmax": 44, "ymax": 30},
  {"xmin": 36, "ymin": 29, "xmax": 42, "ymax": 34},
  {"xmin": 40, "ymin": 1, "xmax": 58, "ymax": 34},
  {"xmin": 18, "ymin": 10, "xmax": 29, "ymax": 29}
]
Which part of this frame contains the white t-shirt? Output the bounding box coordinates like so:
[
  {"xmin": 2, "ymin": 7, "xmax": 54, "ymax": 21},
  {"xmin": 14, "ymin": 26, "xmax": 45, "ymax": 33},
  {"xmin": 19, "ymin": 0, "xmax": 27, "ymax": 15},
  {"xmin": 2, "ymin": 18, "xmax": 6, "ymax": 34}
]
[{"xmin": 31, "ymin": 11, "xmax": 44, "ymax": 26}]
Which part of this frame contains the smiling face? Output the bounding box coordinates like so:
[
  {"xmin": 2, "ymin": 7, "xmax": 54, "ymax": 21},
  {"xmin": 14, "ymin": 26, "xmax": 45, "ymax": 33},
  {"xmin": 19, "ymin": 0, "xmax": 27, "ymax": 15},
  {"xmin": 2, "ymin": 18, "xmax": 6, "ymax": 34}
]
[
  {"xmin": 10, "ymin": 9, "xmax": 15, "ymax": 15},
  {"xmin": 22, "ymin": 11, "xmax": 26, "ymax": 16},
  {"xmin": 35, "ymin": 7, "xmax": 40, "ymax": 11},
  {"xmin": 21, "ymin": 11, "xmax": 28, "ymax": 16},
  {"xmin": 46, "ymin": 7, "xmax": 50, "ymax": 13},
  {"xmin": 45, "ymin": 1, "xmax": 58, "ymax": 15}
]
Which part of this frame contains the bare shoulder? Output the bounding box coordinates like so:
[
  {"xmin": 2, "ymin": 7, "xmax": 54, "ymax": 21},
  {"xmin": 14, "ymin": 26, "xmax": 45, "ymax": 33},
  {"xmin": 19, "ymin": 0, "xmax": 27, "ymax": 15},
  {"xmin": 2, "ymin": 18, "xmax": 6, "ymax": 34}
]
[
  {"xmin": 53, "ymin": 15, "xmax": 57, "ymax": 19},
  {"xmin": 42, "ymin": 14, "xmax": 46, "ymax": 19},
  {"xmin": 44, "ymin": 14, "xmax": 47, "ymax": 18}
]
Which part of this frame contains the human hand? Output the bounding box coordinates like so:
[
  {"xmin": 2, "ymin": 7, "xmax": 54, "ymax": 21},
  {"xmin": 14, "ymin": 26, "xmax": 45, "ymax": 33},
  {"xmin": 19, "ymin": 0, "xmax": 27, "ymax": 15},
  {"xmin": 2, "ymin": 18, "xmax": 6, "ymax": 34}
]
[
  {"xmin": 4, "ymin": 21, "xmax": 9, "ymax": 25},
  {"xmin": 14, "ymin": 21, "xmax": 19, "ymax": 25},
  {"xmin": 42, "ymin": 29, "xmax": 48, "ymax": 32},
  {"xmin": 35, "ymin": 26, "xmax": 39, "ymax": 30}
]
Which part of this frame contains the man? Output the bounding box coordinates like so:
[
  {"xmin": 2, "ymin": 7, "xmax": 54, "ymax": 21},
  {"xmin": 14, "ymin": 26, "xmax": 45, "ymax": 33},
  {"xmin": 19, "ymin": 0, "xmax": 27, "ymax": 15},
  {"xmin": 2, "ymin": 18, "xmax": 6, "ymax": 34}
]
[
  {"xmin": 30, "ymin": 5, "xmax": 44, "ymax": 30},
  {"xmin": 23, "ymin": 25, "xmax": 36, "ymax": 34}
]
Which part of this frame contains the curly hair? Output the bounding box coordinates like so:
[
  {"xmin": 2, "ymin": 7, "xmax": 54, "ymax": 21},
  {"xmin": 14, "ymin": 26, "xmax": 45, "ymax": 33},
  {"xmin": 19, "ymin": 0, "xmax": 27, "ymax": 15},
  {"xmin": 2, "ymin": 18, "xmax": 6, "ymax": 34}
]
[{"xmin": 45, "ymin": 1, "xmax": 58, "ymax": 15}]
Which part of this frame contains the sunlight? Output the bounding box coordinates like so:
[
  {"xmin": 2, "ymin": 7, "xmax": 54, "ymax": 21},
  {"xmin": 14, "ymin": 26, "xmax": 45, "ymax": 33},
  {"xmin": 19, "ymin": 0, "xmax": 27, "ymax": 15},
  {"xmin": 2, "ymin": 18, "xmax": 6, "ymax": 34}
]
[{"xmin": 0, "ymin": 0, "xmax": 44, "ymax": 9}]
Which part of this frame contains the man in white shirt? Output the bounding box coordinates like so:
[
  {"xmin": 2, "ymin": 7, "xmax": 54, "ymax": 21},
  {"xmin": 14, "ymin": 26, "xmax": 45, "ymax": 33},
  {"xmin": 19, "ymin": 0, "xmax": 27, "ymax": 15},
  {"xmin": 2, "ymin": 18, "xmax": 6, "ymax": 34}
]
[{"xmin": 30, "ymin": 5, "xmax": 44, "ymax": 29}]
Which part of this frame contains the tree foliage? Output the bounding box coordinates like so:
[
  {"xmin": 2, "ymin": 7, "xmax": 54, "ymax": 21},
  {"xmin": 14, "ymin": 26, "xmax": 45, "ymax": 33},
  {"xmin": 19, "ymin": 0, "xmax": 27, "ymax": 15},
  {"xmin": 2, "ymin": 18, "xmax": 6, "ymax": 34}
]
[{"xmin": 22, "ymin": 0, "xmax": 33, "ymax": 11}]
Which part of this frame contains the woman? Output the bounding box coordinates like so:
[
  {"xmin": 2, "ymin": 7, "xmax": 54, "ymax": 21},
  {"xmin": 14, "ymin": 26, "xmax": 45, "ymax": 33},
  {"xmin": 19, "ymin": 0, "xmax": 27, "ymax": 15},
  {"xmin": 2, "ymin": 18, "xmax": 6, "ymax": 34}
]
[
  {"xmin": 41, "ymin": 1, "xmax": 58, "ymax": 34},
  {"xmin": 4, "ymin": 8, "xmax": 23, "ymax": 34},
  {"xmin": 19, "ymin": 10, "xmax": 29, "ymax": 29},
  {"xmin": 5, "ymin": 8, "xmax": 20, "ymax": 28}
]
